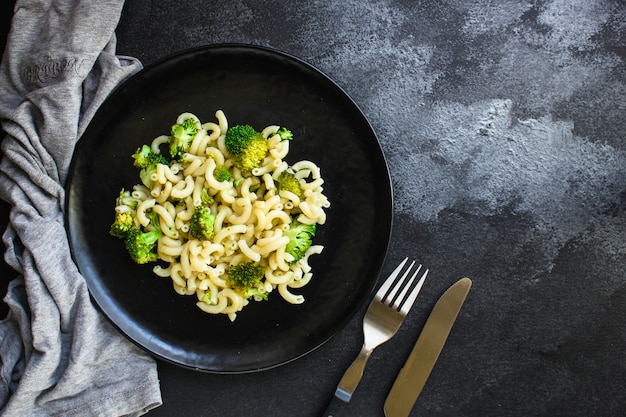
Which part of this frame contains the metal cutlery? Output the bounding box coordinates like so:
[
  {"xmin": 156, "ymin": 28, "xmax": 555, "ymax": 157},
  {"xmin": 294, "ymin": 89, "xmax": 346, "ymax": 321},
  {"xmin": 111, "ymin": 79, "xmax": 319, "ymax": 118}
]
[
  {"xmin": 321, "ymin": 257, "xmax": 429, "ymax": 417},
  {"xmin": 384, "ymin": 277, "xmax": 472, "ymax": 417}
]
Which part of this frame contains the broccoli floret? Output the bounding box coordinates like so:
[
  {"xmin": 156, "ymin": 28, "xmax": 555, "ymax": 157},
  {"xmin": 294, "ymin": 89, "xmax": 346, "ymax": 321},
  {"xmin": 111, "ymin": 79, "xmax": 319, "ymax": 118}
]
[
  {"xmin": 224, "ymin": 125, "xmax": 257, "ymax": 155},
  {"xmin": 170, "ymin": 117, "xmax": 201, "ymax": 160},
  {"xmin": 224, "ymin": 124, "xmax": 269, "ymax": 172},
  {"xmin": 214, "ymin": 165, "xmax": 232, "ymax": 182},
  {"xmin": 139, "ymin": 168, "xmax": 154, "ymax": 188},
  {"xmin": 226, "ymin": 262, "xmax": 265, "ymax": 294},
  {"xmin": 131, "ymin": 145, "xmax": 153, "ymax": 168},
  {"xmin": 276, "ymin": 170, "xmax": 302, "ymax": 197},
  {"xmin": 275, "ymin": 127, "xmax": 293, "ymax": 141},
  {"xmin": 189, "ymin": 205, "xmax": 216, "ymax": 241},
  {"xmin": 116, "ymin": 188, "xmax": 138, "ymax": 210},
  {"xmin": 138, "ymin": 164, "xmax": 157, "ymax": 188},
  {"xmin": 110, "ymin": 211, "xmax": 135, "ymax": 238},
  {"xmin": 200, "ymin": 188, "xmax": 214, "ymax": 205},
  {"xmin": 151, "ymin": 152, "xmax": 170, "ymax": 166},
  {"xmin": 132, "ymin": 144, "xmax": 169, "ymax": 168},
  {"xmin": 138, "ymin": 152, "xmax": 169, "ymax": 188},
  {"xmin": 201, "ymin": 291, "xmax": 214, "ymax": 304},
  {"xmin": 284, "ymin": 220, "xmax": 316, "ymax": 264},
  {"xmin": 132, "ymin": 145, "xmax": 152, "ymax": 168},
  {"xmin": 247, "ymin": 288, "xmax": 269, "ymax": 301},
  {"xmin": 124, "ymin": 227, "xmax": 161, "ymax": 264},
  {"xmin": 111, "ymin": 189, "xmax": 140, "ymax": 238}
]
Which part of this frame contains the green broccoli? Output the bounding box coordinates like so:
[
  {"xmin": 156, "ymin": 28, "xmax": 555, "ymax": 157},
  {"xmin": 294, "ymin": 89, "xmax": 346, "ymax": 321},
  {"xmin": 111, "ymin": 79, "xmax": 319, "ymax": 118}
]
[
  {"xmin": 275, "ymin": 127, "xmax": 293, "ymax": 141},
  {"xmin": 226, "ymin": 262, "xmax": 265, "ymax": 295},
  {"xmin": 200, "ymin": 188, "xmax": 214, "ymax": 205},
  {"xmin": 214, "ymin": 164, "xmax": 232, "ymax": 182},
  {"xmin": 115, "ymin": 188, "xmax": 138, "ymax": 210},
  {"xmin": 201, "ymin": 291, "xmax": 214, "ymax": 304},
  {"xmin": 276, "ymin": 170, "xmax": 302, "ymax": 197},
  {"xmin": 170, "ymin": 117, "xmax": 201, "ymax": 160},
  {"xmin": 224, "ymin": 124, "xmax": 269, "ymax": 172},
  {"xmin": 132, "ymin": 145, "xmax": 155, "ymax": 169},
  {"xmin": 246, "ymin": 288, "xmax": 269, "ymax": 301},
  {"xmin": 138, "ymin": 152, "xmax": 169, "ymax": 188},
  {"xmin": 110, "ymin": 189, "xmax": 139, "ymax": 238},
  {"xmin": 124, "ymin": 227, "xmax": 161, "ymax": 264},
  {"xmin": 110, "ymin": 211, "xmax": 135, "ymax": 238},
  {"xmin": 284, "ymin": 220, "xmax": 316, "ymax": 264},
  {"xmin": 189, "ymin": 205, "xmax": 216, "ymax": 241}
]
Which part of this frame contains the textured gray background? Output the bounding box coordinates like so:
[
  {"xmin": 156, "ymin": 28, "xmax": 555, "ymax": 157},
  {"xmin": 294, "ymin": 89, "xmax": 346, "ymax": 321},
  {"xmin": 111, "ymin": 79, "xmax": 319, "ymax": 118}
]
[{"xmin": 3, "ymin": 1, "xmax": 626, "ymax": 416}]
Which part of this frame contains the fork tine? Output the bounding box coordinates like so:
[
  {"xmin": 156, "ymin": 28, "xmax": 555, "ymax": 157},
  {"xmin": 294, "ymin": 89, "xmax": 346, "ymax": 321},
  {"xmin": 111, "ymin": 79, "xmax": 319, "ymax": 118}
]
[
  {"xmin": 390, "ymin": 264, "xmax": 421, "ymax": 310},
  {"xmin": 385, "ymin": 261, "xmax": 416, "ymax": 305},
  {"xmin": 375, "ymin": 257, "xmax": 409, "ymax": 299},
  {"xmin": 398, "ymin": 268, "xmax": 429, "ymax": 315}
]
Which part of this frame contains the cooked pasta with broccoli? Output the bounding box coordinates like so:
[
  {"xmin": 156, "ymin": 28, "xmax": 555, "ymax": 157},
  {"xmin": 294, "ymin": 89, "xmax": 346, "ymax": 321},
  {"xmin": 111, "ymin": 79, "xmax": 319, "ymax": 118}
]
[{"xmin": 109, "ymin": 110, "xmax": 329, "ymax": 321}]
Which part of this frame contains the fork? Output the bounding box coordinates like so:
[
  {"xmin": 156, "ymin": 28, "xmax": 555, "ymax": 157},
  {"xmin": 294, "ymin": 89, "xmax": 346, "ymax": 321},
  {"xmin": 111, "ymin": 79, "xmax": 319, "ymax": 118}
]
[{"xmin": 321, "ymin": 257, "xmax": 429, "ymax": 417}]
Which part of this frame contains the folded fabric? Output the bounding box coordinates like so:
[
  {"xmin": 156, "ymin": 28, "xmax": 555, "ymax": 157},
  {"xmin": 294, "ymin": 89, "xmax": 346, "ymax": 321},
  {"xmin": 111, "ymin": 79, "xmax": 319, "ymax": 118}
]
[{"xmin": 0, "ymin": 1, "xmax": 162, "ymax": 415}]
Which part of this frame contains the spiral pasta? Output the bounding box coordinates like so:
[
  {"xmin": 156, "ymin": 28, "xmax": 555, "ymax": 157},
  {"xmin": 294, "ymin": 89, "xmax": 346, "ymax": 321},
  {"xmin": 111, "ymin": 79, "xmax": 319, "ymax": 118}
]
[{"xmin": 112, "ymin": 110, "xmax": 329, "ymax": 321}]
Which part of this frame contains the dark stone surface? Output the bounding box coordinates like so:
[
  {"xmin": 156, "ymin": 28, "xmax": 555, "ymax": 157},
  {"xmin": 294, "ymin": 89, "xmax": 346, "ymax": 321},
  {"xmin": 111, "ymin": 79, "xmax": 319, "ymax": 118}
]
[{"xmin": 2, "ymin": 1, "xmax": 626, "ymax": 416}]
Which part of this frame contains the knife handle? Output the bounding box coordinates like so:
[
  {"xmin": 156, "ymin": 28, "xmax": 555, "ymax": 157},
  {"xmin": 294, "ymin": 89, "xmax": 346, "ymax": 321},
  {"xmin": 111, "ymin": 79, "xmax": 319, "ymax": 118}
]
[{"xmin": 320, "ymin": 394, "xmax": 349, "ymax": 417}]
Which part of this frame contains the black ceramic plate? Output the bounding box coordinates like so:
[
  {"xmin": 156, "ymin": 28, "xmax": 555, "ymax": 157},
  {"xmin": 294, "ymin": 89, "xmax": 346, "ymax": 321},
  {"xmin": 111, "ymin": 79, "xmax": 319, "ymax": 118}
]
[{"xmin": 65, "ymin": 44, "xmax": 393, "ymax": 373}]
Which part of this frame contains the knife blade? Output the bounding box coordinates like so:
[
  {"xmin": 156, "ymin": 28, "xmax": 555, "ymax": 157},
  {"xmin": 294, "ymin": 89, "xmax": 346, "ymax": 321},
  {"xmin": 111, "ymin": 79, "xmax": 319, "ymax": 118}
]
[{"xmin": 383, "ymin": 277, "xmax": 472, "ymax": 417}]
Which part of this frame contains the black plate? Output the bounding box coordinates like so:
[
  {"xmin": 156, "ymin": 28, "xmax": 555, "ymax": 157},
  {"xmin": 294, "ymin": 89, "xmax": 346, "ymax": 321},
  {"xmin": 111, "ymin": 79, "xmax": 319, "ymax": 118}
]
[{"xmin": 65, "ymin": 44, "xmax": 393, "ymax": 373}]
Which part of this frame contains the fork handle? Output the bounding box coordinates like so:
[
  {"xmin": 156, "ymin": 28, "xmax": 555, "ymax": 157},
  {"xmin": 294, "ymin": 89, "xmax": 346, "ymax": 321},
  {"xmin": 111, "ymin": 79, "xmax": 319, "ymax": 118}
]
[
  {"xmin": 320, "ymin": 347, "xmax": 372, "ymax": 417},
  {"xmin": 320, "ymin": 394, "xmax": 349, "ymax": 417},
  {"xmin": 338, "ymin": 347, "xmax": 372, "ymax": 394}
]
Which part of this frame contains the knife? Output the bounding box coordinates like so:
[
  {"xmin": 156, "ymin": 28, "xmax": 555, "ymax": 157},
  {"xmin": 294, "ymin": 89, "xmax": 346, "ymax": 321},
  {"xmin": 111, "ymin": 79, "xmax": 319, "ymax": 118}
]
[{"xmin": 383, "ymin": 277, "xmax": 472, "ymax": 417}]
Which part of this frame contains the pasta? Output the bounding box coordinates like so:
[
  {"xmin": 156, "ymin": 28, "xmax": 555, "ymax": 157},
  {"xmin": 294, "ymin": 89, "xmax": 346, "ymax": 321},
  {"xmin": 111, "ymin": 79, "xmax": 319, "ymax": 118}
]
[{"xmin": 111, "ymin": 110, "xmax": 330, "ymax": 321}]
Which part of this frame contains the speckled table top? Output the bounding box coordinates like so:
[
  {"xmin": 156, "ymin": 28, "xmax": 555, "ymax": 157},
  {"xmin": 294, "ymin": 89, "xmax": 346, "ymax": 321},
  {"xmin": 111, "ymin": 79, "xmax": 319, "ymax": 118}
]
[{"xmin": 3, "ymin": 1, "xmax": 626, "ymax": 416}]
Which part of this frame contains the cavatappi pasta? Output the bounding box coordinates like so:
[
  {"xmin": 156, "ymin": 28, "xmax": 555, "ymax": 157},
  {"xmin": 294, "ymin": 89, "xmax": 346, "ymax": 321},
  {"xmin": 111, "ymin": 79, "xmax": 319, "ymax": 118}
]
[{"xmin": 112, "ymin": 110, "xmax": 329, "ymax": 321}]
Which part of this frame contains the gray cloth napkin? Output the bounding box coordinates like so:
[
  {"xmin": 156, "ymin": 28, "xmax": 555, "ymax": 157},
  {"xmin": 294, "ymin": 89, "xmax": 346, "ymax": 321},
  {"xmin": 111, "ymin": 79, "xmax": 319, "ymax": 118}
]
[{"xmin": 0, "ymin": 1, "xmax": 162, "ymax": 415}]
